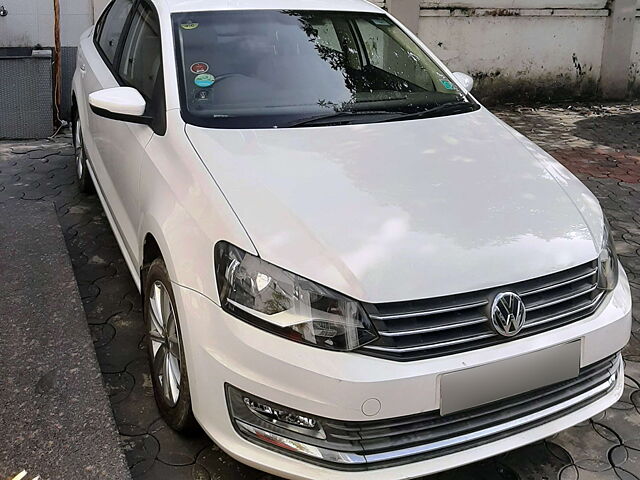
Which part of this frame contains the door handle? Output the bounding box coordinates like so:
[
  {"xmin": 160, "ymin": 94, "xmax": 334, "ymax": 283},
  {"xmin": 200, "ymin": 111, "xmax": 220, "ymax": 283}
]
[{"xmin": 80, "ymin": 64, "xmax": 86, "ymax": 74}]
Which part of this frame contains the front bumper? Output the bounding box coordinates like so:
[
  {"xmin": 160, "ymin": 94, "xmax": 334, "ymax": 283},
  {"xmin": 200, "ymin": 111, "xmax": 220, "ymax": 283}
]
[{"xmin": 172, "ymin": 267, "xmax": 631, "ymax": 480}]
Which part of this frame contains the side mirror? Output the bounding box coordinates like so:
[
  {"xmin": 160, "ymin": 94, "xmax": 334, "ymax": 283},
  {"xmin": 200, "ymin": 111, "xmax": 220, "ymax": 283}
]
[
  {"xmin": 89, "ymin": 87, "xmax": 151, "ymax": 125},
  {"xmin": 453, "ymin": 72, "xmax": 474, "ymax": 93}
]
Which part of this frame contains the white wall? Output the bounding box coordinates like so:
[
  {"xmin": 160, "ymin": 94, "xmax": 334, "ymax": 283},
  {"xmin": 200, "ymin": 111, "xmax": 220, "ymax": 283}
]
[
  {"xmin": 632, "ymin": 16, "xmax": 640, "ymax": 93},
  {"xmin": 92, "ymin": 0, "xmax": 110, "ymax": 20},
  {"xmin": 421, "ymin": 0, "xmax": 607, "ymax": 8},
  {"xmin": 0, "ymin": 0, "xmax": 93, "ymax": 47},
  {"xmin": 2, "ymin": 0, "xmax": 637, "ymax": 100},
  {"xmin": 385, "ymin": 0, "xmax": 640, "ymax": 100},
  {"xmin": 419, "ymin": 10, "xmax": 608, "ymax": 99}
]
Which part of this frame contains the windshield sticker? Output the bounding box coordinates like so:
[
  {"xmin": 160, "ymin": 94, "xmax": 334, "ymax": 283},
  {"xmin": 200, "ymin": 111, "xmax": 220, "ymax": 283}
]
[
  {"xmin": 194, "ymin": 73, "xmax": 215, "ymax": 88},
  {"xmin": 190, "ymin": 62, "xmax": 209, "ymax": 74},
  {"xmin": 180, "ymin": 22, "xmax": 199, "ymax": 30},
  {"xmin": 439, "ymin": 79, "xmax": 455, "ymax": 90},
  {"xmin": 196, "ymin": 89, "xmax": 210, "ymax": 101}
]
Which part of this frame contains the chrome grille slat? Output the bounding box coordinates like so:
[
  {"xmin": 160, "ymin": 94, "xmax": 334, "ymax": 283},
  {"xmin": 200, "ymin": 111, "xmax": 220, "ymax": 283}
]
[
  {"xmin": 519, "ymin": 268, "xmax": 598, "ymax": 297},
  {"xmin": 363, "ymin": 333, "xmax": 495, "ymax": 353},
  {"xmin": 525, "ymin": 283, "xmax": 598, "ymax": 312},
  {"xmin": 377, "ymin": 316, "xmax": 487, "ymax": 337},
  {"xmin": 351, "ymin": 357, "xmax": 616, "ymax": 441},
  {"xmin": 362, "ymin": 260, "xmax": 605, "ymax": 361},
  {"xmin": 315, "ymin": 355, "xmax": 619, "ymax": 470},
  {"xmin": 523, "ymin": 292, "xmax": 605, "ymax": 329},
  {"xmin": 370, "ymin": 300, "xmax": 488, "ymax": 321},
  {"xmin": 366, "ymin": 375, "xmax": 614, "ymax": 463}
]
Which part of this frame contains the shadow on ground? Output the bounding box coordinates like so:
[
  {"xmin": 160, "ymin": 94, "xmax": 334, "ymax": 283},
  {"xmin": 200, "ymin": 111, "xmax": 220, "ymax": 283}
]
[{"xmin": 572, "ymin": 112, "xmax": 640, "ymax": 151}]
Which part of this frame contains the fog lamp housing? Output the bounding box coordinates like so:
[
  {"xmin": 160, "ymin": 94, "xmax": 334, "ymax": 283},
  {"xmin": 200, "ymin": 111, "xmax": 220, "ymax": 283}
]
[
  {"xmin": 243, "ymin": 396, "xmax": 319, "ymax": 432},
  {"xmin": 226, "ymin": 384, "xmax": 326, "ymax": 440},
  {"xmin": 225, "ymin": 384, "xmax": 366, "ymax": 466}
]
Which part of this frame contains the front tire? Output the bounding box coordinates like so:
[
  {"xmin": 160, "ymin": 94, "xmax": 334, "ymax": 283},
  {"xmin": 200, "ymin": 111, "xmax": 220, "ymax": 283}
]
[
  {"xmin": 144, "ymin": 258, "xmax": 198, "ymax": 433},
  {"xmin": 73, "ymin": 113, "xmax": 94, "ymax": 194}
]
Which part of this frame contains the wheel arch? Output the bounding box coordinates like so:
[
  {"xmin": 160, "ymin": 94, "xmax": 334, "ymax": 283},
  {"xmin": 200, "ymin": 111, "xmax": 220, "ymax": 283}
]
[
  {"xmin": 138, "ymin": 216, "xmax": 179, "ymax": 296},
  {"xmin": 143, "ymin": 233, "xmax": 163, "ymax": 268},
  {"xmin": 141, "ymin": 230, "xmax": 166, "ymax": 290},
  {"xmin": 140, "ymin": 232, "xmax": 163, "ymax": 310},
  {"xmin": 71, "ymin": 93, "xmax": 78, "ymax": 137}
]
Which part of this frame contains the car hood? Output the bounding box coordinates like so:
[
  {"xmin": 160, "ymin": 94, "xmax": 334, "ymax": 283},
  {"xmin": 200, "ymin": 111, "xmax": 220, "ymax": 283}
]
[{"xmin": 186, "ymin": 108, "xmax": 603, "ymax": 303}]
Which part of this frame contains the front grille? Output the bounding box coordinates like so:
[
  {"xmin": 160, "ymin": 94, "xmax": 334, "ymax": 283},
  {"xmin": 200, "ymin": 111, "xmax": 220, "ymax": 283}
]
[
  {"xmin": 361, "ymin": 260, "xmax": 604, "ymax": 361},
  {"xmin": 322, "ymin": 353, "xmax": 619, "ymax": 469}
]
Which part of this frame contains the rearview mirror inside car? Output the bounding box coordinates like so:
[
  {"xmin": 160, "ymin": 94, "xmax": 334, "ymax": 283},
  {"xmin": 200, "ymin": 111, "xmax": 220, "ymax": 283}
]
[{"xmin": 89, "ymin": 87, "xmax": 151, "ymax": 125}]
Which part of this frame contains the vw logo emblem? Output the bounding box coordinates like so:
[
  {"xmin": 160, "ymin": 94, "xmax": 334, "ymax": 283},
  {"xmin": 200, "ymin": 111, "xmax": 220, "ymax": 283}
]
[{"xmin": 490, "ymin": 292, "xmax": 526, "ymax": 337}]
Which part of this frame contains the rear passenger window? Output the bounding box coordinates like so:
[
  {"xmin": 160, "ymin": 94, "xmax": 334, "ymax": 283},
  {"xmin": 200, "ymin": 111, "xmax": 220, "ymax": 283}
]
[{"xmin": 98, "ymin": 0, "xmax": 134, "ymax": 64}]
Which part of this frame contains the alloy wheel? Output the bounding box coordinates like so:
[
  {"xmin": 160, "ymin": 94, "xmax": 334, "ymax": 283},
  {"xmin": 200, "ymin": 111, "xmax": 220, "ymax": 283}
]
[{"xmin": 148, "ymin": 280, "xmax": 182, "ymax": 407}]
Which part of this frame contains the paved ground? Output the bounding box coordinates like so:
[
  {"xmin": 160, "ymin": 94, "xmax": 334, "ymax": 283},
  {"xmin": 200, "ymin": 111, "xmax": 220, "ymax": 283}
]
[
  {"xmin": 0, "ymin": 102, "xmax": 639, "ymax": 479},
  {"xmin": 0, "ymin": 202, "xmax": 129, "ymax": 480}
]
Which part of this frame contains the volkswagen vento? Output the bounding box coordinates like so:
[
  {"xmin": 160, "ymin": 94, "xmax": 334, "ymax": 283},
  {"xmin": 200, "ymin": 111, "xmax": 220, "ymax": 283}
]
[{"xmin": 72, "ymin": 0, "xmax": 632, "ymax": 478}]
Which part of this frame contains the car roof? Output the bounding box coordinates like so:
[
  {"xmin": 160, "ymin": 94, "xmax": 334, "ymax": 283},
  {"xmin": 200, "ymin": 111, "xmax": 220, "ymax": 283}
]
[{"xmin": 163, "ymin": 0, "xmax": 383, "ymax": 14}]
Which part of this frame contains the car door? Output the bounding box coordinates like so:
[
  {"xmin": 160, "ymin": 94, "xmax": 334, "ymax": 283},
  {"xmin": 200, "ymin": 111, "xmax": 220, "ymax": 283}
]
[
  {"xmin": 85, "ymin": 0, "xmax": 165, "ymax": 270},
  {"xmin": 77, "ymin": 0, "xmax": 133, "ymax": 172}
]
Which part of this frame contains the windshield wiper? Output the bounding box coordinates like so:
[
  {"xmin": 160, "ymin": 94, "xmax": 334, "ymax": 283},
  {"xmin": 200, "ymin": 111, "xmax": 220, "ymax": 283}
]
[
  {"xmin": 285, "ymin": 102, "xmax": 477, "ymax": 128},
  {"xmin": 285, "ymin": 110, "xmax": 399, "ymax": 128},
  {"xmin": 380, "ymin": 101, "xmax": 478, "ymax": 123}
]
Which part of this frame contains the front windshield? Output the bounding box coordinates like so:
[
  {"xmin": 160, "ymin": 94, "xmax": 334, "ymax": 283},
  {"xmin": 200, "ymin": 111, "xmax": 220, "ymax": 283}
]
[{"xmin": 172, "ymin": 10, "xmax": 478, "ymax": 129}]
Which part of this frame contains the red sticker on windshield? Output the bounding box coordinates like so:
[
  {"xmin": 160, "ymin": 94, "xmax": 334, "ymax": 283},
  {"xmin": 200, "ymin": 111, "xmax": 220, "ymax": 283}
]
[{"xmin": 190, "ymin": 62, "xmax": 209, "ymax": 74}]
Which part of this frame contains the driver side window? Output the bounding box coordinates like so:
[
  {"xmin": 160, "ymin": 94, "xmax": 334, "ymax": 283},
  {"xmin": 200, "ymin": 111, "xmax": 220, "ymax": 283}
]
[
  {"xmin": 118, "ymin": 1, "xmax": 166, "ymax": 134},
  {"xmin": 119, "ymin": 2, "xmax": 162, "ymax": 101}
]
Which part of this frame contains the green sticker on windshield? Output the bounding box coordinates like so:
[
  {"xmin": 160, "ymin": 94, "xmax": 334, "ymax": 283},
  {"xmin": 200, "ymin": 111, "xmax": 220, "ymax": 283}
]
[
  {"xmin": 440, "ymin": 79, "xmax": 455, "ymax": 90},
  {"xmin": 194, "ymin": 73, "xmax": 215, "ymax": 88},
  {"xmin": 181, "ymin": 22, "xmax": 199, "ymax": 30}
]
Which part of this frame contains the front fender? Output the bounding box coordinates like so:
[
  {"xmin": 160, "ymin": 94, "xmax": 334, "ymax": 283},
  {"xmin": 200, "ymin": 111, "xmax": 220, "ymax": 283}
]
[{"xmin": 138, "ymin": 110, "xmax": 256, "ymax": 303}]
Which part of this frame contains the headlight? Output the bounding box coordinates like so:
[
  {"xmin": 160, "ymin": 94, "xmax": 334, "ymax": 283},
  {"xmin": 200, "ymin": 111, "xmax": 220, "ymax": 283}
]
[
  {"xmin": 214, "ymin": 242, "xmax": 378, "ymax": 351},
  {"xmin": 598, "ymin": 218, "xmax": 619, "ymax": 291}
]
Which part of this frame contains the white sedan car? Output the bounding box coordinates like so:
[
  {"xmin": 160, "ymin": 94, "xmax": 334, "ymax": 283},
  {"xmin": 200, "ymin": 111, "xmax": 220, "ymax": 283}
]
[{"xmin": 72, "ymin": 0, "xmax": 632, "ymax": 478}]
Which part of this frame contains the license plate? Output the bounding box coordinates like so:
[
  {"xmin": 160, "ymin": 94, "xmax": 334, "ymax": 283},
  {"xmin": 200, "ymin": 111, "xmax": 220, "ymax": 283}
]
[{"xmin": 440, "ymin": 341, "xmax": 581, "ymax": 415}]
